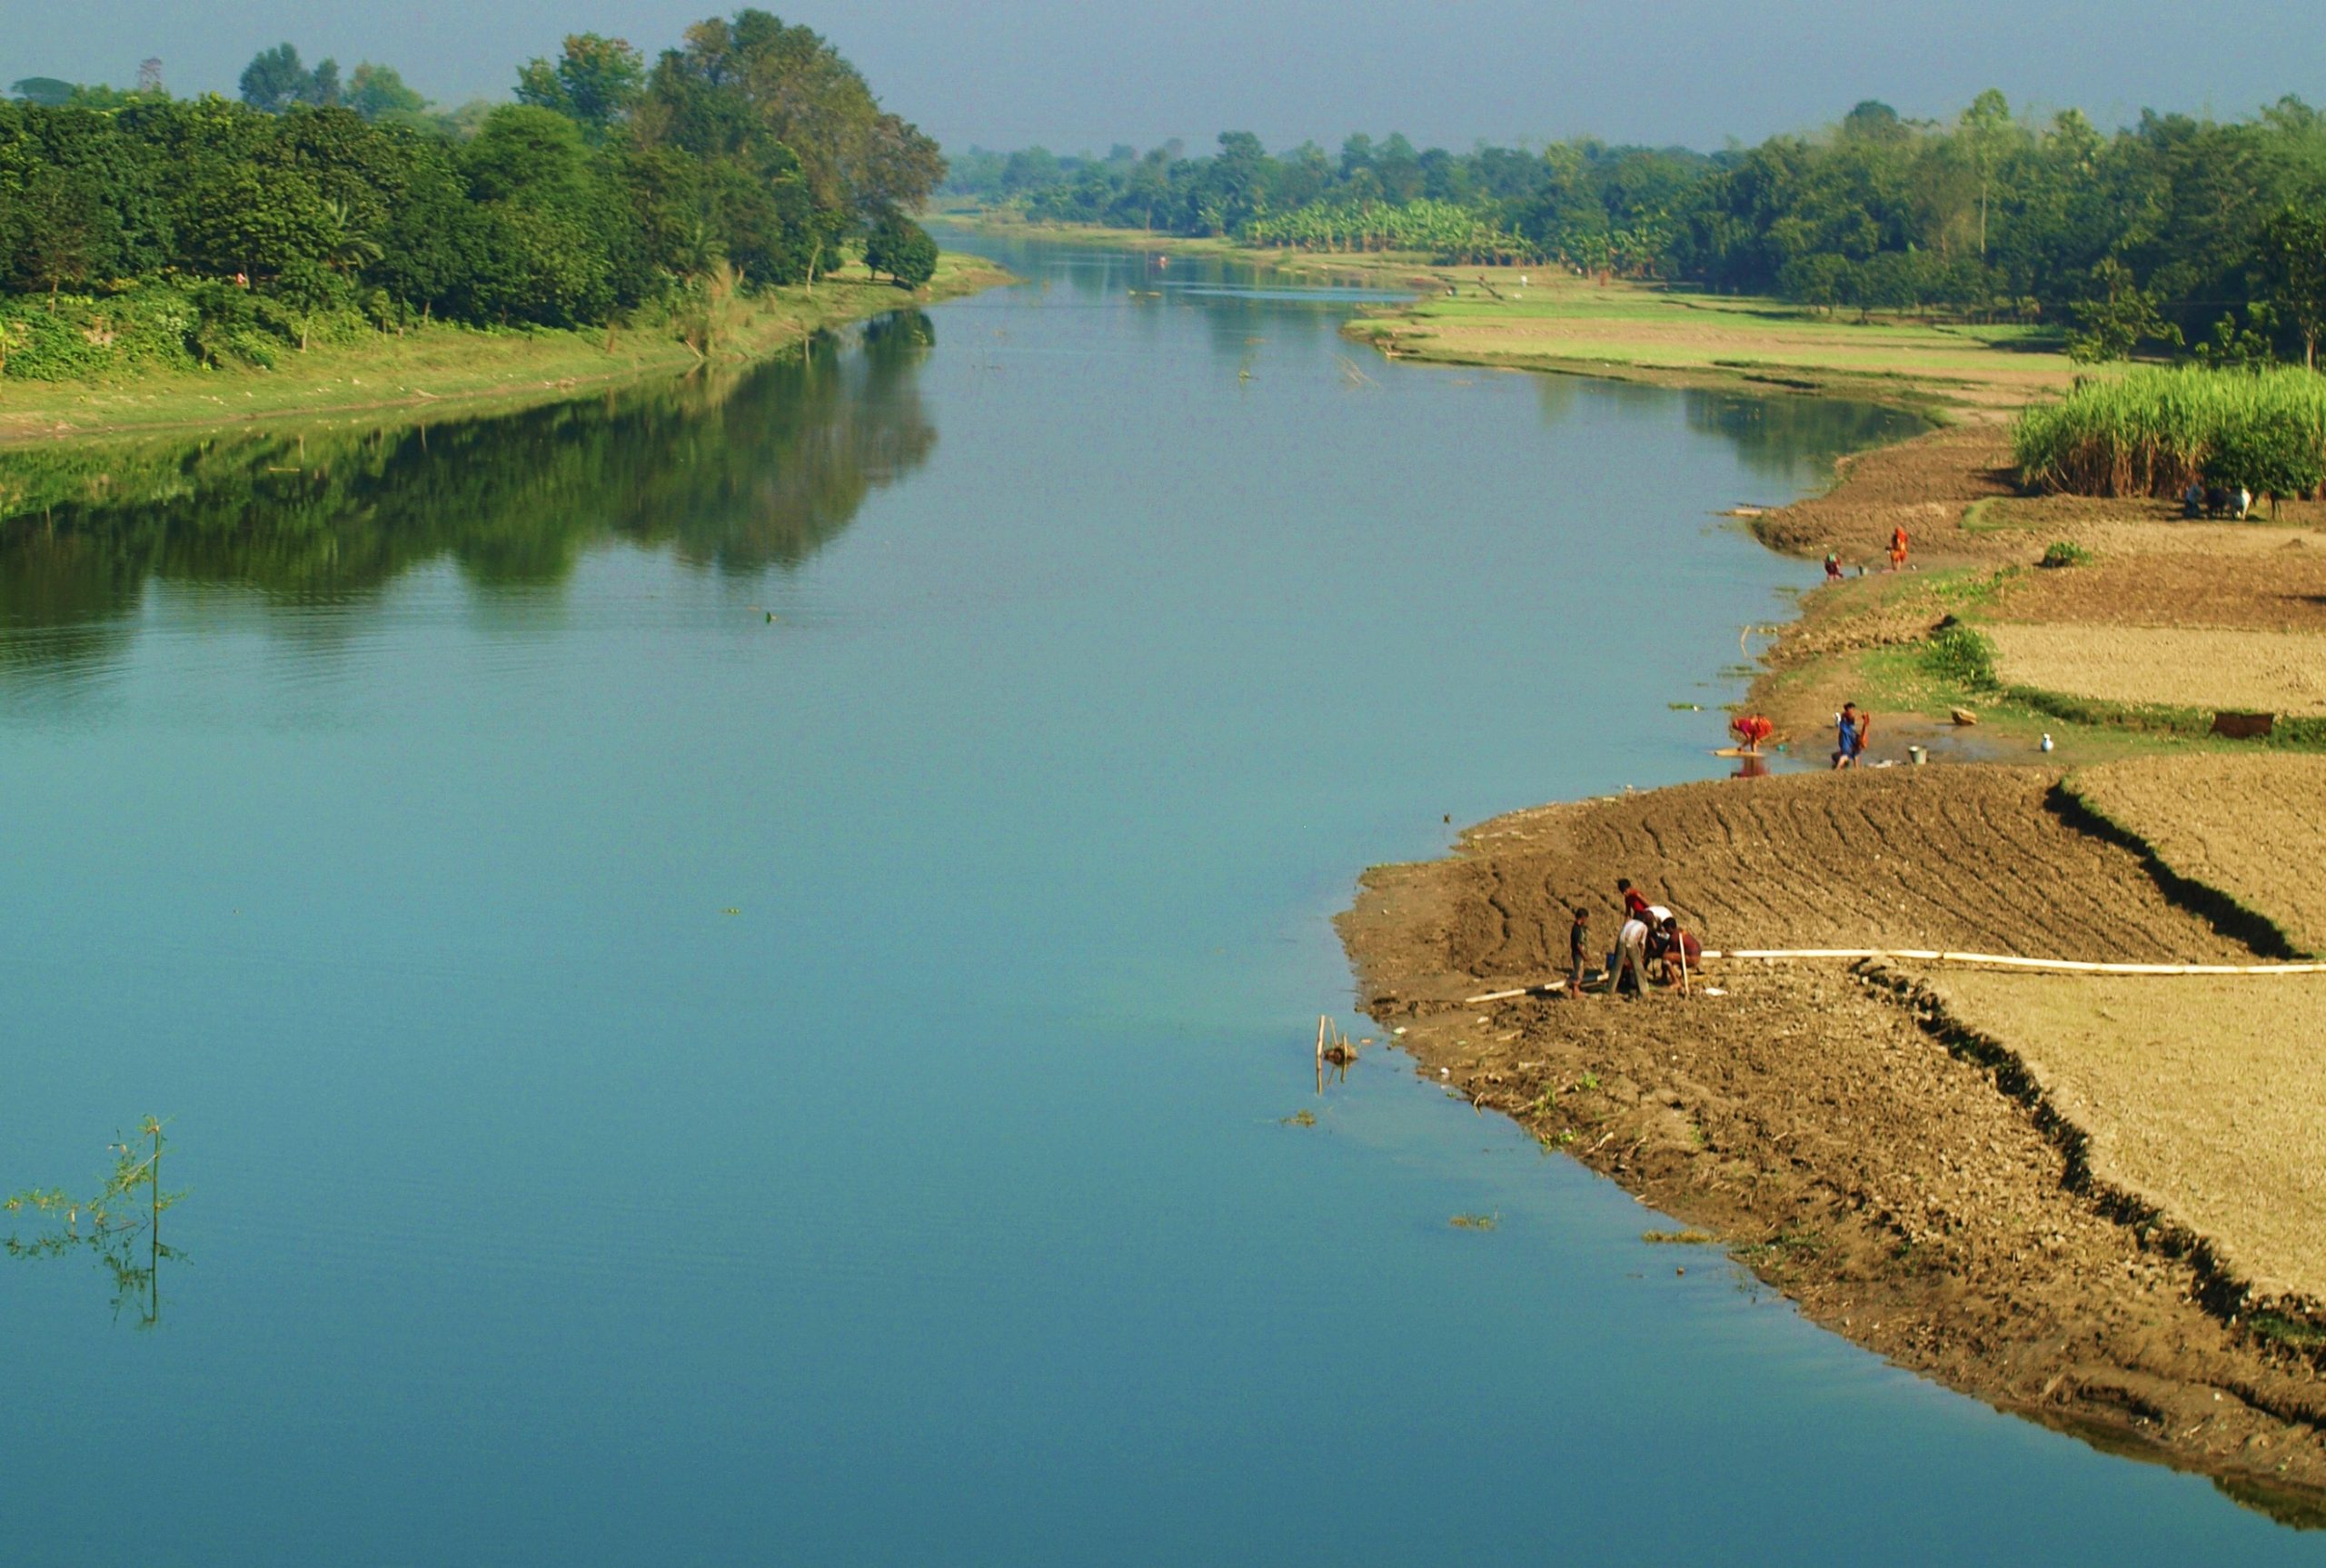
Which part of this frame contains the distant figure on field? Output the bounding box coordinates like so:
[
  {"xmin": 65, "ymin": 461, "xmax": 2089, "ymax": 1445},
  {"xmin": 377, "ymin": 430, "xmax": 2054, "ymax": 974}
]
[
  {"xmin": 1888, "ymin": 523, "xmax": 1909, "ymax": 571},
  {"xmin": 1833, "ymin": 700, "xmax": 1867, "ymax": 769},
  {"xmin": 2182, "ymin": 481, "xmax": 2206, "ymax": 518},
  {"xmin": 1568, "ymin": 907, "xmax": 1591, "ymax": 999},
  {"xmin": 2205, "ymin": 485, "xmax": 2230, "ymax": 519},
  {"xmin": 2237, "ymin": 485, "xmax": 2252, "ymax": 521},
  {"xmin": 1824, "ymin": 551, "xmax": 1844, "ymax": 581}
]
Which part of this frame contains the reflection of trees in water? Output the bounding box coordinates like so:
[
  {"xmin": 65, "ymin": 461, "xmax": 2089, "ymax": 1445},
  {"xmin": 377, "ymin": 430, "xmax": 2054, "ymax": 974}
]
[
  {"xmin": 0, "ymin": 313, "xmax": 939, "ymax": 674},
  {"xmin": 1527, "ymin": 374, "xmax": 1925, "ymax": 484},
  {"xmin": 1681, "ymin": 390, "xmax": 1925, "ymax": 483}
]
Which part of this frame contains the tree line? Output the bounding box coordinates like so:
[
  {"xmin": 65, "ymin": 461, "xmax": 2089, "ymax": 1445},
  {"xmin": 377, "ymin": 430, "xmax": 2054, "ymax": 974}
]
[
  {"xmin": 0, "ymin": 11, "xmax": 944, "ymax": 380},
  {"xmin": 949, "ymin": 94, "xmax": 2326, "ymax": 364}
]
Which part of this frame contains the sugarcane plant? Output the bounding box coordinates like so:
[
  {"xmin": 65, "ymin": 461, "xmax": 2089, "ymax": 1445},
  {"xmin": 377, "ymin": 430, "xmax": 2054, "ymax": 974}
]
[{"xmin": 5, "ymin": 1116, "xmax": 183, "ymax": 1327}]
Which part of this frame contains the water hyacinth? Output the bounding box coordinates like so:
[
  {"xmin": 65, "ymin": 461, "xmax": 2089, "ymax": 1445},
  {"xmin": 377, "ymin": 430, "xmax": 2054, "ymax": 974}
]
[{"xmin": 2013, "ymin": 367, "xmax": 2326, "ymax": 498}]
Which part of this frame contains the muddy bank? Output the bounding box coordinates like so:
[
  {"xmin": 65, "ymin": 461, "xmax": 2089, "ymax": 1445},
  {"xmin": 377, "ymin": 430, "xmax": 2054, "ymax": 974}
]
[{"xmin": 1338, "ymin": 767, "xmax": 2326, "ymax": 1513}]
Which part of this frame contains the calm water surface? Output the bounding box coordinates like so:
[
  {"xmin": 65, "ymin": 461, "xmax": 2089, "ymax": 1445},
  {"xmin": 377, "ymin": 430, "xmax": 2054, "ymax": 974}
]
[{"xmin": 2, "ymin": 234, "xmax": 2311, "ymax": 1564}]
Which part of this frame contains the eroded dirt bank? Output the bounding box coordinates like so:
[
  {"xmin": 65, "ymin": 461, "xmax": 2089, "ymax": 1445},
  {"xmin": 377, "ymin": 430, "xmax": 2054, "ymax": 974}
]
[{"xmin": 1338, "ymin": 767, "xmax": 2326, "ymax": 1518}]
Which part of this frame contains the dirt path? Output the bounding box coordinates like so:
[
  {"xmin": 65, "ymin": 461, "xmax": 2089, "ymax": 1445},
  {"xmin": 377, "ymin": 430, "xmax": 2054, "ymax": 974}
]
[{"xmin": 1340, "ymin": 767, "xmax": 2326, "ymax": 1515}]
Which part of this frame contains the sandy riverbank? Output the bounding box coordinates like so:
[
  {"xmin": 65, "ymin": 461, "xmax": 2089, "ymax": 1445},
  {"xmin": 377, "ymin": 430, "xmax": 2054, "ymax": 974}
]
[{"xmin": 0, "ymin": 254, "xmax": 1014, "ymax": 449}]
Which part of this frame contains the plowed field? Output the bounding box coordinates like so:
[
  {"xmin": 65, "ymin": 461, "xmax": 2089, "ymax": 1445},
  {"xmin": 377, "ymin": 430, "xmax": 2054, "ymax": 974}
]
[{"xmin": 1448, "ymin": 766, "xmax": 2244, "ymax": 983}]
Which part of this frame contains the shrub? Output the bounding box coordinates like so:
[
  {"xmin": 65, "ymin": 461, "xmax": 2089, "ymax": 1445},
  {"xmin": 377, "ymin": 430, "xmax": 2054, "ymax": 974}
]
[
  {"xmin": 2039, "ymin": 541, "xmax": 2093, "ymax": 569},
  {"xmin": 1923, "ymin": 622, "xmax": 2000, "ymax": 690}
]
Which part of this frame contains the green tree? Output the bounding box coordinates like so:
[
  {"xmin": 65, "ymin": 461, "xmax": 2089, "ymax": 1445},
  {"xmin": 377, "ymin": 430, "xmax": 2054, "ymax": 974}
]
[
  {"xmin": 345, "ymin": 64, "xmax": 427, "ymax": 123},
  {"xmin": 239, "ymin": 45, "xmax": 310, "ymax": 112},
  {"xmin": 10, "ymin": 165, "xmax": 104, "ymax": 303},
  {"xmin": 515, "ymin": 34, "xmax": 645, "ymax": 133},
  {"xmin": 862, "ymin": 213, "xmax": 936, "ymax": 288},
  {"xmin": 1956, "ymin": 89, "xmax": 2018, "ymax": 259},
  {"xmin": 2254, "ymin": 204, "xmax": 2326, "ymax": 371},
  {"xmin": 10, "ymin": 78, "xmax": 77, "ymax": 107},
  {"xmin": 2065, "ymin": 258, "xmax": 2182, "ymax": 362}
]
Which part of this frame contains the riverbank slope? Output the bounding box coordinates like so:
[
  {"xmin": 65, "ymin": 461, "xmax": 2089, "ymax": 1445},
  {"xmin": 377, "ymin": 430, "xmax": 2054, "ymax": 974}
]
[
  {"xmin": 0, "ymin": 253, "xmax": 1012, "ymax": 448},
  {"xmin": 1340, "ymin": 764, "xmax": 2326, "ymax": 1518}
]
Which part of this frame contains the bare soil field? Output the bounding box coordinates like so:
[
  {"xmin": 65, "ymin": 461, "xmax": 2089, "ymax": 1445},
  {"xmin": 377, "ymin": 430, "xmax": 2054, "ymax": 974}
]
[
  {"xmin": 1340, "ymin": 766, "xmax": 2326, "ymax": 1506},
  {"xmin": 1994, "ymin": 542, "xmax": 2326, "ymax": 633},
  {"xmin": 2065, "ymin": 756, "xmax": 2326, "ymax": 954},
  {"xmin": 1925, "ymin": 969, "xmax": 2326, "ymax": 1306},
  {"xmin": 1750, "ymin": 422, "xmax": 2019, "ymax": 562},
  {"xmin": 1985, "ymin": 623, "xmax": 2326, "ymax": 716}
]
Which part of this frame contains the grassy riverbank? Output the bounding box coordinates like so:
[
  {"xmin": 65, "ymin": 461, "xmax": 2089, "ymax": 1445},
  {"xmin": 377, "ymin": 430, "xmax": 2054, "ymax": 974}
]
[
  {"xmin": 0, "ymin": 253, "xmax": 1012, "ymax": 447},
  {"xmin": 935, "ymin": 211, "xmax": 2078, "ymax": 412}
]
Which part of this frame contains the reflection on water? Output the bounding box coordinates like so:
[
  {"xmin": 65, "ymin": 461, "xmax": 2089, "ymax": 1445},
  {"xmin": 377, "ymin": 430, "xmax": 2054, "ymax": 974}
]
[
  {"xmin": 0, "ymin": 312, "xmax": 939, "ymax": 676},
  {"xmin": 1683, "ymin": 389, "xmax": 1924, "ymax": 483}
]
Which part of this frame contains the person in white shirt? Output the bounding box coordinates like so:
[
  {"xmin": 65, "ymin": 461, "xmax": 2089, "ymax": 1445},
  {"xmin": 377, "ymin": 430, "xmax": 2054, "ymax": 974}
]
[{"xmin": 1611, "ymin": 914, "xmax": 1651, "ymax": 998}]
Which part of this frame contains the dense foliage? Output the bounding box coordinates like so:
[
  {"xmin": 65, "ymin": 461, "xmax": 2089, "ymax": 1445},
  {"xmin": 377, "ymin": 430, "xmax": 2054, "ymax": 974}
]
[
  {"xmin": 0, "ymin": 11, "xmax": 945, "ymax": 379},
  {"xmin": 952, "ymin": 94, "xmax": 2326, "ymax": 362},
  {"xmin": 2013, "ymin": 367, "xmax": 2326, "ymax": 497}
]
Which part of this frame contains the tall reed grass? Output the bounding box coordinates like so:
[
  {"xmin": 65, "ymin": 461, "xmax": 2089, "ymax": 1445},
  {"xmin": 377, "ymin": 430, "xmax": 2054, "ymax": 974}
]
[{"xmin": 2013, "ymin": 366, "xmax": 2326, "ymax": 498}]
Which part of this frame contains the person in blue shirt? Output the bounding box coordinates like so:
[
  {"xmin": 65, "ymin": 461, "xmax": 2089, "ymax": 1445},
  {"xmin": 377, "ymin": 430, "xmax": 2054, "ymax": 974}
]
[{"xmin": 1833, "ymin": 701, "xmax": 1868, "ymax": 769}]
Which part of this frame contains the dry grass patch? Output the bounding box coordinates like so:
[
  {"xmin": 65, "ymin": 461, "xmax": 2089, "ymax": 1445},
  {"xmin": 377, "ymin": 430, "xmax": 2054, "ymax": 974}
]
[
  {"xmin": 1985, "ymin": 623, "xmax": 2326, "ymax": 716},
  {"xmin": 2067, "ymin": 756, "xmax": 2326, "ymax": 953},
  {"xmin": 1927, "ymin": 969, "xmax": 2326, "ymax": 1305}
]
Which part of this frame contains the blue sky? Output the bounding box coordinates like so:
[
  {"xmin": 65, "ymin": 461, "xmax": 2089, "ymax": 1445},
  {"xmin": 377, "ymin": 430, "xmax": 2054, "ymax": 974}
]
[{"xmin": 7, "ymin": 0, "xmax": 2322, "ymax": 153}]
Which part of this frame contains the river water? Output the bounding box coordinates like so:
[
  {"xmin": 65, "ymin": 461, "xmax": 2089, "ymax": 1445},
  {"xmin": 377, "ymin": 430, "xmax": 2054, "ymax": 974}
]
[{"xmin": 1, "ymin": 233, "xmax": 2311, "ymax": 1563}]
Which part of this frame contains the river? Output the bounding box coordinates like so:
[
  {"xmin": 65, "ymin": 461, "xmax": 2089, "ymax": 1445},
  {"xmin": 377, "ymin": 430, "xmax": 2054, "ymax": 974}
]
[{"xmin": 0, "ymin": 232, "xmax": 2310, "ymax": 1563}]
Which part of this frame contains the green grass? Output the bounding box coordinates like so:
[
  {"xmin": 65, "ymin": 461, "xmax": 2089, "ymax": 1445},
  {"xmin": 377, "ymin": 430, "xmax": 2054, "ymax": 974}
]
[
  {"xmin": 1348, "ymin": 277, "xmax": 2074, "ymax": 413},
  {"xmin": 2247, "ymin": 1310, "xmax": 2326, "ymax": 1348},
  {"xmin": 0, "ymin": 253, "xmax": 1009, "ymax": 446}
]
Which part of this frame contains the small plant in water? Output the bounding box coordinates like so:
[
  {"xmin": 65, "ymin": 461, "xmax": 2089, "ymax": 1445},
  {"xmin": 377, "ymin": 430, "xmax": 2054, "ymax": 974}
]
[
  {"xmin": 1279, "ymin": 1109, "xmax": 1317, "ymax": 1127},
  {"xmin": 5, "ymin": 1116, "xmax": 183, "ymax": 1327},
  {"xmin": 1449, "ymin": 1212, "xmax": 1498, "ymax": 1231}
]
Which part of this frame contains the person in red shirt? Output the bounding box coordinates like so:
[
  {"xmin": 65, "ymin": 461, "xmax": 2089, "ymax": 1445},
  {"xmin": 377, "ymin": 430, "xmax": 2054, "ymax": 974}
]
[{"xmin": 1616, "ymin": 877, "xmax": 1651, "ymax": 922}]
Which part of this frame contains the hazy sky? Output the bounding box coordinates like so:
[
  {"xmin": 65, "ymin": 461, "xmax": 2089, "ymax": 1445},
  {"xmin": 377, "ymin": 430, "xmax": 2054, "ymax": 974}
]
[{"xmin": 8, "ymin": 0, "xmax": 2322, "ymax": 154}]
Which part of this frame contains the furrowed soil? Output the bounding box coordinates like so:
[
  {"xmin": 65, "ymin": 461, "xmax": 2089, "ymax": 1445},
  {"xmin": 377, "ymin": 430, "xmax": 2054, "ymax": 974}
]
[{"xmin": 1340, "ymin": 766, "xmax": 2326, "ymax": 1512}]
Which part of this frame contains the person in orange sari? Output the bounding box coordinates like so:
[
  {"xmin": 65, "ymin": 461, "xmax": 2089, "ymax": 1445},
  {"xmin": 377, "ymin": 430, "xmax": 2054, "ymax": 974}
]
[{"xmin": 1889, "ymin": 523, "xmax": 1909, "ymax": 571}]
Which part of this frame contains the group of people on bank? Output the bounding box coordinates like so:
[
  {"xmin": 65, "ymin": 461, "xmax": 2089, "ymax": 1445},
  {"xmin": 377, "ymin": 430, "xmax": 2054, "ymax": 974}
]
[
  {"xmin": 1567, "ymin": 878, "xmax": 1703, "ymax": 999},
  {"xmin": 2182, "ymin": 481, "xmax": 2254, "ymax": 520}
]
